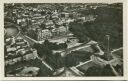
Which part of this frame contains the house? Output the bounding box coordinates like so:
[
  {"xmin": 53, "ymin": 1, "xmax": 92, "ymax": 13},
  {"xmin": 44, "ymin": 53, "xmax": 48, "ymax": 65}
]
[
  {"xmin": 5, "ymin": 27, "xmax": 40, "ymax": 76},
  {"xmin": 17, "ymin": 18, "xmax": 26, "ymax": 25},
  {"xmin": 60, "ymin": 12, "xmax": 70, "ymax": 18}
]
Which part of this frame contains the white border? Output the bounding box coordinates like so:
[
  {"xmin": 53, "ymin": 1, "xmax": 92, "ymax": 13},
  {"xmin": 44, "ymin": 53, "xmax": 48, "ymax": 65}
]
[{"xmin": 0, "ymin": 0, "xmax": 127, "ymax": 80}]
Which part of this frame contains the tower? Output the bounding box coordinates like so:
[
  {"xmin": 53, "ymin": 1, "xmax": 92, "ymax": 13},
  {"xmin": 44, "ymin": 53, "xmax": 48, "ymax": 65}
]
[{"xmin": 105, "ymin": 35, "xmax": 113, "ymax": 61}]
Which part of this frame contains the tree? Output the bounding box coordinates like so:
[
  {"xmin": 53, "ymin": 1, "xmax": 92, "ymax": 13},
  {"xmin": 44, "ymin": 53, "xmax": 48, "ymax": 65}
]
[
  {"xmin": 27, "ymin": 29, "xmax": 38, "ymax": 40},
  {"xmin": 69, "ymin": 21, "xmax": 90, "ymax": 43},
  {"xmin": 40, "ymin": 23, "xmax": 46, "ymax": 30},
  {"xmin": 69, "ymin": 4, "xmax": 123, "ymax": 49}
]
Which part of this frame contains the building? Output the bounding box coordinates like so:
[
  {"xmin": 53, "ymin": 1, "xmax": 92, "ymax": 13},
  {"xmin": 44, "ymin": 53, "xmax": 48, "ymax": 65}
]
[{"xmin": 38, "ymin": 29, "xmax": 52, "ymax": 41}]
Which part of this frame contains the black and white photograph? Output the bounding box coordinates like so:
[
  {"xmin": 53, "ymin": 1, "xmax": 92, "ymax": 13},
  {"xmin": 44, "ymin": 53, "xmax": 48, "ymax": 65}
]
[{"xmin": 4, "ymin": 3, "xmax": 123, "ymax": 77}]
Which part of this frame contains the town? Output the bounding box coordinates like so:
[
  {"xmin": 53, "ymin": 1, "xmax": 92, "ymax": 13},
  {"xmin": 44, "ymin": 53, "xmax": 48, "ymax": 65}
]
[{"xmin": 4, "ymin": 3, "xmax": 123, "ymax": 77}]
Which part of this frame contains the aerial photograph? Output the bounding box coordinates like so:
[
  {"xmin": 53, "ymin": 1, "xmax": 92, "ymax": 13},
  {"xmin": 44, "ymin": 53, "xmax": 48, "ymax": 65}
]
[{"xmin": 4, "ymin": 3, "xmax": 123, "ymax": 77}]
